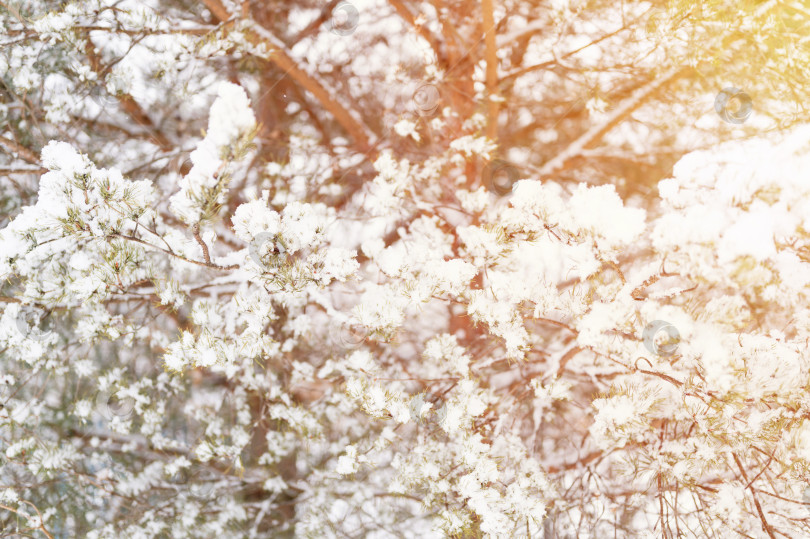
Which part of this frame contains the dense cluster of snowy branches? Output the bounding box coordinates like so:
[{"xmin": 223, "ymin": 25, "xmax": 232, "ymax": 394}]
[{"xmin": 1, "ymin": 0, "xmax": 810, "ymax": 537}]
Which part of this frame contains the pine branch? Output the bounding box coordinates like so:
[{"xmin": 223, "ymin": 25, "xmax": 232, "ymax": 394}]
[{"xmin": 106, "ymin": 233, "xmax": 237, "ymax": 271}]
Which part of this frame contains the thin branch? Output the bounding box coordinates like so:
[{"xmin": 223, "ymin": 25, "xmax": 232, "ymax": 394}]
[
  {"xmin": 201, "ymin": 0, "xmax": 232, "ymax": 22},
  {"xmin": 106, "ymin": 233, "xmax": 237, "ymax": 270},
  {"xmin": 536, "ymin": 66, "xmax": 687, "ymax": 178},
  {"xmin": 4, "ymin": 25, "xmax": 218, "ymax": 38},
  {"xmin": 0, "ymin": 135, "xmax": 42, "ymax": 167},
  {"xmin": 0, "ymin": 500, "xmax": 55, "ymax": 539},
  {"xmin": 428, "ymin": 0, "xmax": 461, "ymax": 68},
  {"xmin": 203, "ymin": 0, "xmax": 372, "ymax": 151},
  {"xmin": 290, "ymin": 0, "xmax": 342, "ymax": 46},
  {"xmin": 546, "ymin": 450, "xmax": 603, "ymax": 473},
  {"xmin": 496, "ymin": 18, "xmax": 545, "ymax": 48},
  {"xmin": 83, "ymin": 34, "xmax": 174, "ymax": 152},
  {"xmin": 733, "ymin": 452, "xmax": 777, "ymax": 539},
  {"xmin": 481, "ymin": 0, "xmax": 500, "ymax": 141},
  {"xmin": 500, "ymin": 22, "xmax": 632, "ymax": 85},
  {"xmin": 0, "ymin": 167, "xmax": 47, "ymax": 175},
  {"xmin": 388, "ymin": 0, "xmax": 445, "ymax": 65},
  {"xmin": 191, "ymin": 222, "xmax": 212, "ymax": 264}
]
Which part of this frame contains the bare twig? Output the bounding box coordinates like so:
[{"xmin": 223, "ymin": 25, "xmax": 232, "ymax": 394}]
[
  {"xmin": 290, "ymin": 0, "xmax": 342, "ymax": 45},
  {"xmin": 733, "ymin": 452, "xmax": 777, "ymax": 539},
  {"xmin": 0, "ymin": 166, "xmax": 47, "ymax": 175},
  {"xmin": 389, "ymin": 0, "xmax": 445, "ymax": 65},
  {"xmin": 0, "ymin": 500, "xmax": 55, "ymax": 539},
  {"xmin": 106, "ymin": 233, "xmax": 237, "ymax": 270},
  {"xmin": 0, "ymin": 135, "xmax": 42, "ymax": 166},
  {"xmin": 84, "ymin": 34, "xmax": 174, "ymax": 152},
  {"xmin": 191, "ymin": 222, "xmax": 212, "ymax": 264},
  {"xmin": 481, "ymin": 0, "xmax": 500, "ymax": 141},
  {"xmin": 536, "ymin": 66, "xmax": 688, "ymax": 178},
  {"xmin": 203, "ymin": 0, "xmax": 372, "ymax": 151}
]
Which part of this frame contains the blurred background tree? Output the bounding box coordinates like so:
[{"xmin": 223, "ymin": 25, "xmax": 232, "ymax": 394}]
[{"xmin": 1, "ymin": 0, "xmax": 810, "ymax": 537}]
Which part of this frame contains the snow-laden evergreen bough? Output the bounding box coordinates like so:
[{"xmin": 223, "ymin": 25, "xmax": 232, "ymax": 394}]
[{"xmin": 2, "ymin": 0, "xmax": 810, "ymax": 537}]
